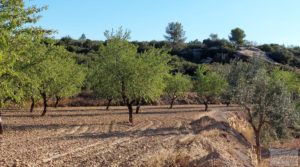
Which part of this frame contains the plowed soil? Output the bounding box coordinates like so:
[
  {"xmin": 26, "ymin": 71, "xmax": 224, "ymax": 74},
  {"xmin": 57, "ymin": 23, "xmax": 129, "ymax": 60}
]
[{"xmin": 0, "ymin": 105, "xmax": 255, "ymax": 167}]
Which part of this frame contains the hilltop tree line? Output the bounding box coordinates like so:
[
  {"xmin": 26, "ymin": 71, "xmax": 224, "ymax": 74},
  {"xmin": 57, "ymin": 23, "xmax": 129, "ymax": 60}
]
[
  {"xmin": 58, "ymin": 23, "xmax": 300, "ymax": 72},
  {"xmin": 0, "ymin": 1, "xmax": 300, "ymax": 164}
]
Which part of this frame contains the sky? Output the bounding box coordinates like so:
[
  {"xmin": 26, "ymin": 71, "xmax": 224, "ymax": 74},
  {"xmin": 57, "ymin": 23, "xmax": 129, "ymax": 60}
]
[{"xmin": 26, "ymin": 0, "xmax": 300, "ymax": 45}]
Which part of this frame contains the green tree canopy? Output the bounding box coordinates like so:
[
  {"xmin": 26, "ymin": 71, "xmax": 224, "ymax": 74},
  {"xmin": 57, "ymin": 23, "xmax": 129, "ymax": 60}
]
[
  {"xmin": 194, "ymin": 65, "xmax": 227, "ymax": 111},
  {"xmin": 235, "ymin": 68, "xmax": 296, "ymax": 163},
  {"xmin": 0, "ymin": 0, "xmax": 47, "ymax": 134},
  {"xmin": 164, "ymin": 73, "xmax": 192, "ymax": 109},
  {"xmin": 79, "ymin": 33, "xmax": 87, "ymax": 41},
  {"xmin": 229, "ymin": 27, "xmax": 246, "ymax": 45},
  {"xmin": 209, "ymin": 33, "xmax": 219, "ymax": 41},
  {"xmin": 270, "ymin": 68, "xmax": 300, "ymax": 98},
  {"xmin": 164, "ymin": 22, "xmax": 186, "ymax": 51},
  {"xmin": 25, "ymin": 44, "xmax": 85, "ymax": 116},
  {"xmin": 91, "ymin": 29, "xmax": 170, "ymax": 123},
  {"xmin": 52, "ymin": 53, "xmax": 86, "ymax": 108},
  {"xmin": 216, "ymin": 59, "xmax": 263, "ymax": 106}
]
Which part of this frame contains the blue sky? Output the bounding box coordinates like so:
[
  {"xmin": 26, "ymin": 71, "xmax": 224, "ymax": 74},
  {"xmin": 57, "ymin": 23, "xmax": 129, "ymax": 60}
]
[{"xmin": 27, "ymin": 0, "xmax": 300, "ymax": 45}]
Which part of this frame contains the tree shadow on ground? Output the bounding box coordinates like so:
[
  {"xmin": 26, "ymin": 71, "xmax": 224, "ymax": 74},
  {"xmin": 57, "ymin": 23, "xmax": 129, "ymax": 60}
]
[
  {"xmin": 4, "ymin": 123, "xmax": 110, "ymax": 132},
  {"xmin": 52, "ymin": 126, "xmax": 189, "ymax": 141},
  {"xmin": 47, "ymin": 117, "xmax": 252, "ymax": 148},
  {"xmin": 2, "ymin": 109, "xmax": 205, "ymax": 118}
]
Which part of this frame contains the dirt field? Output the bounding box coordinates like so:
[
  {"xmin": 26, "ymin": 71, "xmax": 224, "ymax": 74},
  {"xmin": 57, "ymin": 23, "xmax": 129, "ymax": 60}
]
[{"xmin": 0, "ymin": 105, "xmax": 270, "ymax": 166}]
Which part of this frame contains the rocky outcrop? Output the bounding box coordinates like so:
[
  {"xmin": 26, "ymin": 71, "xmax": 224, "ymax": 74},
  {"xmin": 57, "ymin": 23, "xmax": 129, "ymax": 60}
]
[{"xmin": 235, "ymin": 47, "xmax": 278, "ymax": 64}]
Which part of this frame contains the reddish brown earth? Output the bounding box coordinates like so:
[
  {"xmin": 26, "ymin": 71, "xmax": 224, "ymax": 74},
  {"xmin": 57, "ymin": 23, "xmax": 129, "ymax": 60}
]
[{"xmin": 0, "ymin": 105, "xmax": 284, "ymax": 167}]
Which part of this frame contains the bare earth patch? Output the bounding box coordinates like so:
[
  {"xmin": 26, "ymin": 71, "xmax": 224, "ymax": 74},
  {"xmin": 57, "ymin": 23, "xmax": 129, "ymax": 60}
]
[{"xmin": 1, "ymin": 105, "xmax": 257, "ymax": 167}]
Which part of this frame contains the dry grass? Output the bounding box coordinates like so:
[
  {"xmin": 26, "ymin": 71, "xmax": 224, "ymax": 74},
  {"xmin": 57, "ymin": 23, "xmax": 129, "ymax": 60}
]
[
  {"xmin": 227, "ymin": 112, "xmax": 255, "ymax": 143},
  {"xmin": 144, "ymin": 149, "xmax": 190, "ymax": 167}
]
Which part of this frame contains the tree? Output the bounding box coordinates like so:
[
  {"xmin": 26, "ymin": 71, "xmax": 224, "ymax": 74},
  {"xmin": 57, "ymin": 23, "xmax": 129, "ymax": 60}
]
[
  {"xmin": 90, "ymin": 58, "xmax": 120, "ymax": 110},
  {"xmin": 0, "ymin": 54, "xmax": 25, "ymax": 134},
  {"xmin": 79, "ymin": 33, "xmax": 87, "ymax": 41},
  {"xmin": 217, "ymin": 59, "xmax": 263, "ymax": 107},
  {"xmin": 52, "ymin": 55, "xmax": 86, "ymax": 108},
  {"xmin": 164, "ymin": 22, "xmax": 186, "ymax": 51},
  {"xmin": 0, "ymin": 0, "xmax": 47, "ymax": 134},
  {"xmin": 104, "ymin": 27, "xmax": 131, "ymax": 40},
  {"xmin": 209, "ymin": 33, "xmax": 219, "ymax": 41},
  {"xmin": 235, "ymin": 68, "xmax": 296, "ymax": 163},
  {"xmin": 270, "ymin": 68, "xmax": 300, "ymax": 99},
  {"xmin": 37, "ymin": 46, "xmax": 65, "ymax": 116},
  {"xmin": 194, "ymin": 65, "xmax": 227, "ymax": 111},
  {"xmin": 22, "ymin": 42, "xmax": 47, "ymax": 112},
  {"xmin": 92, "ymin": 29, "xmax": 170, "ymax": 123},
  {"xmin": 164, "ymin": 73, "xmax": 192, "ymax": 109},
  {"xmin": 211, "ymin": 63, "xmax": 232, "ymax": 106},
  {"xmin": 229, "ymin": 27, "xmax": 246, "ymax": 45},
  {"xmin": 135, "ymin": 98, "xmax": 144, "ymax": 114},
  {"xmin": 90, "ymin": 28, "xmax": 132, "ymax": 111},
  {"xmin": 28, "ymin": 44, "xmax": 84, "ymax": 116}
]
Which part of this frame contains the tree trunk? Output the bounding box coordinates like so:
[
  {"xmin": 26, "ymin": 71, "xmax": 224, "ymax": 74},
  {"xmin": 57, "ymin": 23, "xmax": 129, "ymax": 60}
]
[
  {"xmin": 135, "ymin": 99, "xmax": 141, "ymax": 114},
  {"xmin": 136, "ymin": 105, "xmax": 141, "ymax": 114},
  {"xmin": 136, "ymin": 101, "xmax": 141, "ymax": 114},
  {"xmin": 226, "ymin": 102, "xmax": 230, "ymax": 107},
  {"xmin": 55, "ymin": 96, "xmax": 61, "ymax": 108},
  {"xmin": 41, "ymin": 94, "xmax": 48, "ymax": 116},
  {"xmin": 106, "ymin": 98, "xmax": 112, "ymax": 110},
  {"xmin": 0, "ymin": 111, "xmax": 3, "ymax": 135},
  {"xmin": 255, "ymin": 130, "xmax": 261, "ymax": 164},
  {"xmin": 30, "ymin": 96, "xmax": 35, "ymax": 113},
  {"xmin": 170, "ymin": 98, "xmax": 175, "ymax": 109},
  {"xmin": 127, "ymin": 101, "xmax": 134, "ymax": 124},
  {"xmin": 204, "ymin": 102, "xmax": 208, "ymax": 111}
]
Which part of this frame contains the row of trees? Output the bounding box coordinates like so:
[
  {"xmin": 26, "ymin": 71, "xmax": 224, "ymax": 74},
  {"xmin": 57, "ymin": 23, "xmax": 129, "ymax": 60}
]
[
  {"xmin": 164, "ymin": 21, "xmax": 246, "ymax": 51},
  {"xmin": 0, "ymin": 1, "xmax": 232, "ymax": 133},
  {"xmin": 0, "ymin": 1, "xmax": 86, "ymax": 134},
  {"xmin": 95, "ymin": 32, "xmax": 300, "ymax": 163},
  {"xmin": 164, "ymin": 22, "xmax": 300, "ymax": 68},
  {"xmin": 58, "ymin": 22, "xmax": 300, "ymax": 77},
  {"xmin": 25, "ymin": 43, "xmax": 86, "ymax": 116},
  {"xmin": 88, "ymin": 29, "xmax": 300, "ymax": 163},
  {"xmin": 87, "ymin": 28, "xmax": 236, "ymax": 124}
]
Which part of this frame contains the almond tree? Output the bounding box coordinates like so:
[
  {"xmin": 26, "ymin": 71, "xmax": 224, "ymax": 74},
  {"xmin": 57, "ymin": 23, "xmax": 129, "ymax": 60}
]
[
  {"xmin": 194, "ymin": 65, "xmax": 227, "ymax": 111},
  {"xmin": 90, "ymin": 60, "xmax": 120, "ymax": 110},
  {"xmin": 92, "ymin": 28, "xmax": 170, "ymax": 123},
  {"xmin": 164, "ymin": 73, "xmax": 192, "ymax": 109},
  {"xmin": 0, "ymin": 54, "xmax": 24, "ymax": 134},
  {"xmin": 32, "ymin": 45, "xmax": 85, "ymax": 116},
  {"xmin": 20, "ymin": 41, "xmax": 48, "ymax": 112},
  {"xmin": 0, "ymin": 0, "xmax": 46, "ymax": 134},
  {"xmin": 52, "ymin": 55, "xmax": 86, "ymax": 108}
]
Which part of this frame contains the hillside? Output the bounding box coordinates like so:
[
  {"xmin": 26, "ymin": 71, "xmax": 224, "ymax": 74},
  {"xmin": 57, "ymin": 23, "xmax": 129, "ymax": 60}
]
[{"xmin": 56, "ymin": 37, "xmax": 300, "ymax": 76}]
